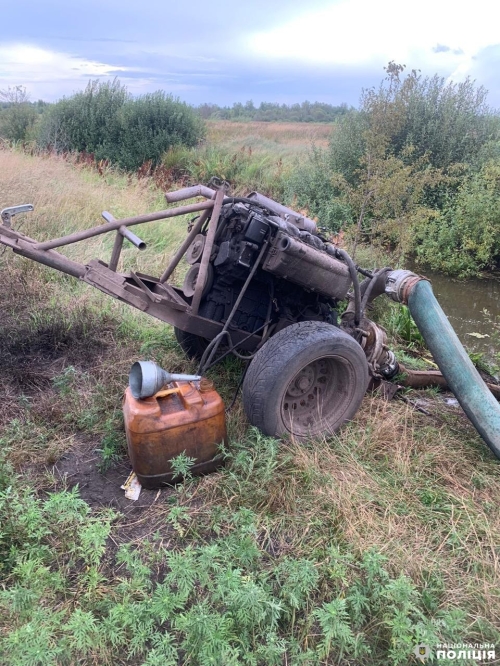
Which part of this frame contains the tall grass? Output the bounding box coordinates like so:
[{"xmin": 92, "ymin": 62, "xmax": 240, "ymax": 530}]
[{"xmin": 159, "ymin": 121, "xmax": 334, "ymax": 201}]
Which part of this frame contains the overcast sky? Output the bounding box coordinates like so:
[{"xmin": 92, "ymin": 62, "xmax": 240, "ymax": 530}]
[{"xmin": 1, "ymin": 0, "xmax": 499, "ymax": 108}]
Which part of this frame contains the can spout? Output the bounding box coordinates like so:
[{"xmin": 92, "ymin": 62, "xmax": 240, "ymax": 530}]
[{"xmin": 129, "ymin": 361, "xmax": 201, "ymax": 399}]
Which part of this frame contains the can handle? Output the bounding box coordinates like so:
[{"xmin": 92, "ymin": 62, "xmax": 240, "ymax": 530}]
[{"xmin": 153, "ymin": 387, "xmax": 182, "ymax": 399}]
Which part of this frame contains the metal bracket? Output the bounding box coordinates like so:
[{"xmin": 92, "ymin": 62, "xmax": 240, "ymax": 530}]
[
  {"xmin": 1, "ymin": 204, "xmax": 34, "ymax": 228},
  {"xmin": 208, "ymin": 176, "xmax": 231, "ymax": 193}
]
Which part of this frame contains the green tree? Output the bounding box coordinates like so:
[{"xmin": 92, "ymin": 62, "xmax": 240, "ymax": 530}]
[{"xmin": 0, "ymin": 85, "xmax": 37, "ymax": 142}]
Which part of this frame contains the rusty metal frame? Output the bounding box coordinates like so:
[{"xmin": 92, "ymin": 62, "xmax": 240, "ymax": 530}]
[{"xmin": 0, "ymin": 185, "xmax": 264, "ymax": 351}]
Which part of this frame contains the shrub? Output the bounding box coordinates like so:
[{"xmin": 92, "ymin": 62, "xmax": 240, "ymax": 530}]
[
  {"xmin": 115, "ymin": 92, "xmax": 204, "ymax": 170},
  {"xmin": 0, "ymin": 86, "xmax": 38, "ymax": 143},
  {"xmin": 327, "ymin": 111, "xmax": 368, "ymax": 186},
  {"xmin": 36, "ymin": 80, "xmax": 205, "ymax": 170},
  {"xmin": 287, "ymin": 64, "xmax": 499, "ymax": 267},
  {"xmin": 37, "ymin": 79, "xmax": 127, "ymax": 155},
  {"xmin": 362, "ymin": 63, "xmax": 498, "ymax": 171},
  {"xmin": 283, "ymin": 146, "xmax": 353, "ymax": 230},
  {"xmin": 414, "ymin": 159, "xmax": 500, "ymax": 276},
  {"xmin": 0, "ymin": 105, "xmax": 38, "ymax": 143}
]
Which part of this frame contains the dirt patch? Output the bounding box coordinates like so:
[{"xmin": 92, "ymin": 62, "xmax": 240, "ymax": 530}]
[
  {"xmin": 51, "ymin": 436, "xmax": 184, "ymax": 551},
  {"xmin": 52, "ymin": 435, "xmax": 171, "ymax": 514},
  {"xmin": 0, "ymin": 308, "xmax": 116, "ymax": 393}
]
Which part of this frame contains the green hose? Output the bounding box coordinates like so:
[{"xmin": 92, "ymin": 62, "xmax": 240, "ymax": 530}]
[{"xmin": 405, "ymin": 278, "xmax": 500, "ymax": 458}]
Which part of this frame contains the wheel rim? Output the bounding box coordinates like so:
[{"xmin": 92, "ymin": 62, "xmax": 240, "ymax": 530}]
[{"xmin": 281, "ymin": 354, "xmax": 356, "ymax": 437}]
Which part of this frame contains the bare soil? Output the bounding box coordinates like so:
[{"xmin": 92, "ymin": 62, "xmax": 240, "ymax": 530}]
[{"xmin": 52, "ymin": 435, "xmax": 162, "ymax": 512}]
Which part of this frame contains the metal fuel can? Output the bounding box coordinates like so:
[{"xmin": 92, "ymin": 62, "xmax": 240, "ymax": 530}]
[{"xmin": 122, "ymin": 379, "xmax": 227, "ymax": 488}]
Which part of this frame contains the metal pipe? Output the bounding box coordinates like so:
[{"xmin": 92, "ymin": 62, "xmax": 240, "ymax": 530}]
[
  {"xmin": 109, "ymin": 232, "xmax": 124, "ymax": 272},
  {"xmin": 246, "ymin": 191, "xmax": 317, "ymax": 233},
  {"xmin": 190, "ymin": 189, "xmax": 225, "ymax": 315},
  {"xmin": 34, "ymin": 200, "xmax": 214, "ymax": 251},
  {"xmin": 159, "ymin": 205, "xmax": 213, "ymax": 284},
  {"xmin": 102, "ymin": 211, "xmax": 146, "ymax": 272},
  {"xmin": 0, "ymin": 227, "xmax": 86, "ymax": 278},
  {"xmin": 360, "ymin": 267, "xmax": 392, "ymax": 315},
  {"xmin": 12, "ymin": 239, "xmax": 86, "ymax": 279},
  {"xmin": 120, "ymin": 228, "xmax": 146, "ymax": 251},
  {"xmin": 386, "ymin": 270, "xmax": 500, "ymax": 458},
  {"xmin": 398, "ymin": 366, "xmax": 500, "ymax": 400},
  {"xmin": 165, "ymin": 185, "xmax": 215, "ymax": 203}
]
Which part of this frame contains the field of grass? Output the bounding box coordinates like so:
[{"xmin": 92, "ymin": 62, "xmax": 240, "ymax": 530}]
[
  {"xmin": 205, "ymin": 120, "xmax": 332, "ymax": 156},
  {"xmin": 158, "ymin": 120, "xmax": 333, "ymax": 203},
  {"xmin": 1, "ymin": 145, "xmax": 500, "ymax": 665}
]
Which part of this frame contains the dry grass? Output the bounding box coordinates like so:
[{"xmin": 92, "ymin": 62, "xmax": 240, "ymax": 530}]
[
  {"xmin": 206, "ymin": 120, "xmax": 332, "ymax": 157},
  {"xmin": 0, "ymin": 148, "xmax": 197, "ymax": 473},
  {"xmin": 289, "ymin": 398, "xmax": 500, "ymax": 616},
  {"xmin": 0, "ymin": 148, "xmax": 189, "ymax": 275}
]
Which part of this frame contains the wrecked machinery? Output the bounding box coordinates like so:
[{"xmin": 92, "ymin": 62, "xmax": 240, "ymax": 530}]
[{"xmin": 2, "ymin": 182, "xmax": 500, "ymax": 455}]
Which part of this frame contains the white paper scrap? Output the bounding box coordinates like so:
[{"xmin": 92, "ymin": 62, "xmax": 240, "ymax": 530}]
[{"xmin": 121, "ymin": 471, "xmax": 142, "ymax": 501}]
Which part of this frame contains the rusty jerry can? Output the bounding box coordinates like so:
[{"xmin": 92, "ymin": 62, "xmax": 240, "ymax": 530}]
[{"xmin": 123, "ymin": 379, "xmax": 227, "ymax": 488}]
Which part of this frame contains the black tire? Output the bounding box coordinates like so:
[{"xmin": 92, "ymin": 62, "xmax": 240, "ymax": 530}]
[
  {"xmin": 242, "ymin": 321, "xmax": 369, "ymax": 439},
  {"xmin": 174, "ymin": 327, "xmax": 209, "ymax": 361}
]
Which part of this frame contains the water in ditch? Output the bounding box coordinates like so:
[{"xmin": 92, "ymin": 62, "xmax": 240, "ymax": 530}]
[{"xmin": 413, "ymin": 267, "xmax": 500, "ymax": 375}]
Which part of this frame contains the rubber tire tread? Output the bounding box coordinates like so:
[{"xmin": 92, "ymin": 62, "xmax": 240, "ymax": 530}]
[
  {"xmin": 242, "ymin": 321, "xmax": 368, "ymax": 438},
  {"xmin": 174, "ymin": 327, "xmax": 209, "ymax": 361}
]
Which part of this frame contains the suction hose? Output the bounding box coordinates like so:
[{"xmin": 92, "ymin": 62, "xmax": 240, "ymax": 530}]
[{"xmin": 385, "ymin": 270, "xmax": 500, "ymax": 459}]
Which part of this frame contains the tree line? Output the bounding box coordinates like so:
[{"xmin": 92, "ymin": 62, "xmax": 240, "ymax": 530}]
[{"xmin": 196, "ymin": 101, "xmax": 351, "ymax": 122}]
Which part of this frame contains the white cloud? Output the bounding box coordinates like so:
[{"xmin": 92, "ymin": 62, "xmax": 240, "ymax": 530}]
[
  {"xmin": 249, "ymin": 0, "xmax": 500, "ymax": 79},
  {"xmin": 0, "ymin": 43, "xmax": 134, "ymax": 98}
]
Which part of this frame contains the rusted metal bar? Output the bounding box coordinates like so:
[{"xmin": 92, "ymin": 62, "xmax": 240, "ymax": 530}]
[
  {"xmin": 159, "ymin": 207, "xmax": 211, "ymax": 284},
  {"xmin": 109, "ymin": 232, "xmax": 124, "ymax": 272},
  {"xmin": 103, "ymin": 211, "xmax": 147, "ymax": 251},
  {"xmin": 103, "ymin": 211, "xmax": 145, "ymax": 272},
  {"xmin": 398, "ymin": 366, "xmax": 447, "ymax": 390},
  {"xmin": 2, "ymin": 235, "xmax": 87, "ymax": 278},
  {"xmin": 190, "ymin": 188, "xmax": 225, "ymax": 315},
  {"xmin": 1, "ymin": 225, "xmax": 85, "ymax": 278},
  {"xmin": 79, "ymin": 260, "xmax": 262, "ymax": 350},
  {"xmin": 34, "ymin": 200, "xmax": 214, "ymax": 251},
  {"xmin": 398, "ymin": 364, "xmax": 500, "ymax": 400},
  {"xmin": 165, "ymin": 185, "xmax": 215, "ymax": 203}
]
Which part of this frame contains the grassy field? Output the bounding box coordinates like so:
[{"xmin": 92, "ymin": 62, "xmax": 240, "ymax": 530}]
[
  {"xmin": 1, "ymin": 143, "xmax": 500, "ymax": 665},
  {"xmin": 158, "ymin": 120, "xmax": 333, "ymax": 202},
  {"xmin": 205, "ymin": 120, "xmax": 332, "ymax": 156}
]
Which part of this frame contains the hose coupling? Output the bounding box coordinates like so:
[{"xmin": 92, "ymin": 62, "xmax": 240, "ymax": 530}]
[{"xmin": 385, "ymin": 269, "xmax": 428, "ymax": 305}]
